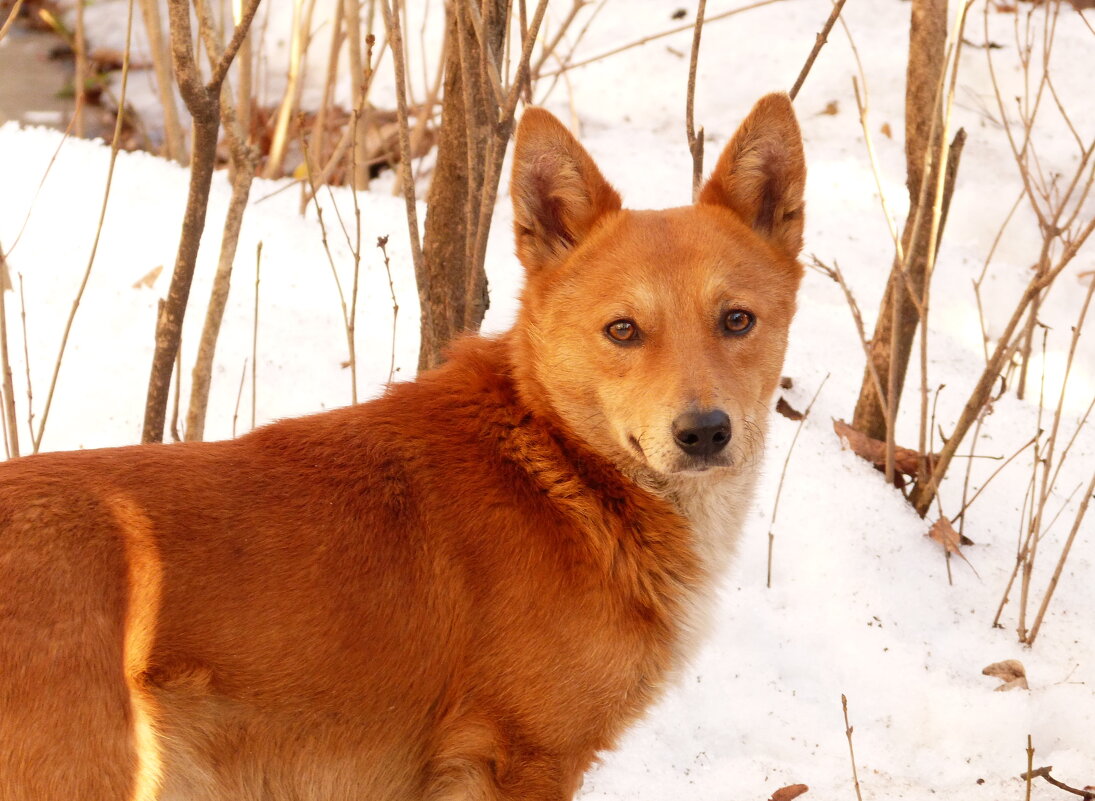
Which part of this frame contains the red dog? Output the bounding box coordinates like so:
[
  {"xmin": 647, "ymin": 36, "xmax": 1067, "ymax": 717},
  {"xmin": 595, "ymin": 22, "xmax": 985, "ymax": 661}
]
[{"xmin": 0, "ymin": 94, "xmax": 804, "ymax": 800}]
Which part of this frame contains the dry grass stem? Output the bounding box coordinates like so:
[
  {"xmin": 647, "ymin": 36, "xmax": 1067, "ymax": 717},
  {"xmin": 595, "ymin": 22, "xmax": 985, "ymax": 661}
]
[
  {"xmin": 0, "ymin": 0, "xmax": 26, "ymax": 43},
  {"xmin": 251, "ymin": 241, "xmax": 260, "ymax": 430},
  {"xmin": 231, "ymin": 358, "xmax": 247, "ymax": 438},
  {"xmin": 300, "ymin": 136, "xmax": 358, "ymax": 404},
  {"xmin": 1026, "ymin": 467, "xmax": 1095, "ymax": 645},
  {"xmin": 0, "ymin": 247, "xmax": 19, "ymax": 458},
  {"xmin": 73, "ymin": 0, "xmax": 86, "ymax": 137},
  {"xmin": 169, "ymin": 332, "xmax": 182, "ymax": 441},
  {"xmin": 263, "ymin": 0, "xmax": 317, "ymax": 179},
  {"xmin": 767, "ymin": 373, "xmax": 828, "ymax": 588},
  {"xmin": 788, "ymin": 0, "xmax": 847, "ymax": 101},
  {"xmin": 17, "ymin": 274, "xmax": 32, "ymax": 446},
  {"xmin": 36, "ymin": 0, "xmax": 136, "ymax": 453}
]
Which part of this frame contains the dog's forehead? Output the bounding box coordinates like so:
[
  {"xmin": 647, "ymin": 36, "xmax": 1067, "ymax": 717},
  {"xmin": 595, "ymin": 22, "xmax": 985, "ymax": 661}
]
[{"xmin": 574, "ymin": 206, "xmax": 788, "ymax": 288}]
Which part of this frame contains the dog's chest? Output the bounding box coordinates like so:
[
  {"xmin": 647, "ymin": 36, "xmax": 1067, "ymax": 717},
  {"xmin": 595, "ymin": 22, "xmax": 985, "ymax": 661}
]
[{"xmin": 664, "ymin": 472, "xmax": 756, "ymax": 667}]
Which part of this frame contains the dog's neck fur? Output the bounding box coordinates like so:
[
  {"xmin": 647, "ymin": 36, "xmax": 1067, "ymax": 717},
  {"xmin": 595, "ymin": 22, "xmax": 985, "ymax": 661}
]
[{"xmin": 504, "ymin": 331, "xmax": 765, "ymax": 667}]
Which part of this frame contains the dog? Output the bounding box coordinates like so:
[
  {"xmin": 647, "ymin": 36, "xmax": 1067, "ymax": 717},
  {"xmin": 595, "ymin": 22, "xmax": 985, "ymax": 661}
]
[{"xmin": 0, "ymin": 93, "xmax": 804, "ymax": 801}]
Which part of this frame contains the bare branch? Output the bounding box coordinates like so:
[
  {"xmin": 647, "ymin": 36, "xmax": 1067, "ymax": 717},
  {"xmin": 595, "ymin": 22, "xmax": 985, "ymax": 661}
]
[
  {"xmin": 685, "ymin": 0, "xmax": 706, "ymax": 202},
  {"xmin": 789, "ymin": 0, "xmax": 848, "ymax": 101}
]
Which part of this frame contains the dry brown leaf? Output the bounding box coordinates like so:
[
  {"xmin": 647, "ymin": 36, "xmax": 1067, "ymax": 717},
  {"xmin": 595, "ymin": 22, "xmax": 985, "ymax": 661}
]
[
  {"xmin": 132, "ymin": 265, "xmax": 163, "ymax": 289},
  {"xmin": 770, "ymin": 785, "xmax": 809, "ymax": 801},
  {"xmin": 927, "ymin": 518, "xmax": 979, "ymax": 574},
  {"xmin": 820, "ymin": 100, "xmax": 839, "ymax": 116},
  {"xmin": 779, "ymin": 375, "xmax": 794, "ymax": 390},
  {"xmin": 776, "ymin": 396, "xmax": 804, "ymax": 421},
  {"xmin": 982, "ymin": 659, "xmax": 1029, "ymax": 691},
  {"xmin": 880, "ymin": 122, "xmax": 893, "ymax": 139},
  {"xmin": 928, "ymin": 517, "xmax": 964, "ymax": 556},
  {"xmin": 832, "ymin": 419, "xmax": 935, "ymax": 478}
]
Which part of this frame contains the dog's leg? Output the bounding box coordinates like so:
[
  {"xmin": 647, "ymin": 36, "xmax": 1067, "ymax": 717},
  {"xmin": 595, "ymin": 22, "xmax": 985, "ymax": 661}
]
[{"xmin": 423, "ymin": 716, "xmax": 587, "ymax": 801}]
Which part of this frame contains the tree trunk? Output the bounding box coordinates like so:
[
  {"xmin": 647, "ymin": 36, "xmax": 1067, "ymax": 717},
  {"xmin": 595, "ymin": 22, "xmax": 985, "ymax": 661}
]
[
  {"xmin": 417, "ymin": 2, "xmax": 506, "ymax": 371},
  {"xmin": 851, "ymin": 0, "xmax": 947, "ymax": 441}
]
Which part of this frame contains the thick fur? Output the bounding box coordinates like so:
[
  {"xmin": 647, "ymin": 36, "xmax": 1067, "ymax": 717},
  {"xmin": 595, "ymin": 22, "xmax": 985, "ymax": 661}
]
[{"xmin": 0, "ymin": 94, "xmax": 805, "ymax": 801}]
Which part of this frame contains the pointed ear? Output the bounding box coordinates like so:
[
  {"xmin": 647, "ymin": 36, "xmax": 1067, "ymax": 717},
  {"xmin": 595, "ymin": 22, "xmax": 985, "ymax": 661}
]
[
  {"xmin": 699, "ymin": 93, "xmax": 806, "ymax": 258},
  {"xmin": 511, "ymin": 108, "xmax": 622, "ymax": 272}
]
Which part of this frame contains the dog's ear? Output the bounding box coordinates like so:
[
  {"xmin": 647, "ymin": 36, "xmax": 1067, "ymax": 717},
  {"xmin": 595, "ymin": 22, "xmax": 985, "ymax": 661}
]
[
  {"xmin": 699, "ymin": 93, "xmax": 806, "ymax": 258},
  {"xmin": 511, "ymin": 108, "xmax": 622, "ymax": 273}
]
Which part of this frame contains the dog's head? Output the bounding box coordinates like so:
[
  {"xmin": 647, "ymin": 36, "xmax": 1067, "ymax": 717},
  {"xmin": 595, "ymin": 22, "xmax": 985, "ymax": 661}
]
[{"xmin": 509, "ymin": 95, "xmax": 805, "ymax": 481}]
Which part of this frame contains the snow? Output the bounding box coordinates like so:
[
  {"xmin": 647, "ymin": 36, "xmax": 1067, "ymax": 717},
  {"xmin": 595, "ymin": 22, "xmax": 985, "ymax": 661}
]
[{"xmin": 1, "ymin": 0, "xmax": 1093, "ymax": 798}]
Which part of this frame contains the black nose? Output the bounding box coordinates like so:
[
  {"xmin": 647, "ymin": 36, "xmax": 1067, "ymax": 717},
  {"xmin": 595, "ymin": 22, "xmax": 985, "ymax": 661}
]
[{"xmin": 671, "ymin": 409, "xmax": 731, "ymax": 457}]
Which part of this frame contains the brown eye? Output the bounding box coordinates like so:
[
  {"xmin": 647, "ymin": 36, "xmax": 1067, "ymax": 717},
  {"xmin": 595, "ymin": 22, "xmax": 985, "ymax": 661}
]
[
  {"xmin": 723, "ymin": 309, "xmax": 755, "ymax": 335},
  {"xmin": 606, "ymin": 319, "xmax": 639, "ymax": 343}
]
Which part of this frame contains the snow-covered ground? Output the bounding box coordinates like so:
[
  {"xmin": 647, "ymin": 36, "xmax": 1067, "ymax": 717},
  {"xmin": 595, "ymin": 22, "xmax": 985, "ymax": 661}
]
[{"xmin": 1, "ymin": 1, "xmax": 1092, "ymax": 798}]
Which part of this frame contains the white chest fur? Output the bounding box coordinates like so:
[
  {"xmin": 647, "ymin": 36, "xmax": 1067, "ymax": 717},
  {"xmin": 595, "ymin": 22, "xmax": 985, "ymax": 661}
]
[{"xmin": 660, "ymin": 468, "xmax": 760, "ymax": 670}]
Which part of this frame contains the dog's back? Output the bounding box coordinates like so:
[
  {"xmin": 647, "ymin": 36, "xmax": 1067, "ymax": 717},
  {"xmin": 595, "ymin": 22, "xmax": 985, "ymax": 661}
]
[
  {"xmin": 1, "ymin": 338, "xmax": 700, "ymax": 800},
  {"xmin": 0, "ymin": 95, "xmax": 805, "ymax": 800}
]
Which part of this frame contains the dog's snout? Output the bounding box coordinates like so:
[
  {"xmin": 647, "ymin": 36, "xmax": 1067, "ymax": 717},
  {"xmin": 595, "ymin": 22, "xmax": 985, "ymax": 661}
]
[{"xmin": 671, "ymin": 409, "xmax": 731, "ymax": 457}]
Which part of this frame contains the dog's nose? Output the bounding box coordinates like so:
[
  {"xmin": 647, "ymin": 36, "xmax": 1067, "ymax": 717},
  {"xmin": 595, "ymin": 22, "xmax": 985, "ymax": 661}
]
[{"xmin": 671, "ymin": 409, "xmax": 731, "ymax": 457}]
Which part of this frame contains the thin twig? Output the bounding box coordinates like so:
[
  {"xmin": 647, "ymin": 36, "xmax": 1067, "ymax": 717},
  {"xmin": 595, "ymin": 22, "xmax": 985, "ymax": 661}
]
[
  {"xmin": 767, "ymin": 374, "xmax": 828, "ymax": 588},
  {"xmin": 842, "ymin": 694, "xmax": 864, "ymax": 801},
  {"xmin": 1025, "ymin": 467, "xmax": 1095, "ymax": 645},
  {"xmin": 377, "ymin": 235, "xmax": 399, "ymax": 386},
  {"xmin": 788, "ymin": 0, "xmax": 847, "ymax": 101},
  {"xmin": 0, "ymin": 247, "xmax": 19, "ymax": 458},
  {"xmin": 952, "ymin": 432, "xmax": 1039, "ymax": 525},
  {"xmin": 685, "ymin": 0, "xmax": 706, "ymax": 202},
  {"xmin": 539, "ymin": 0, "xmax": 787, "ymax": 78},
  {"xmin": 300, "ymin": 126, "xmax": 357, "ymax": 403},
  {"xmin": 251, "ymin": 241, "xmax": 260, "ymax": 431},
  {"xmin": 381, "ymin": 0, "xmax": 429, "ymax": 336},
  {"xmin": 17, "ymin": 274, "xmax": 32, "ymax": 446},
  {"xmin": 169, "ymin": 332, "xmax": 182, "ymax": 442},
  {"xmin": 1021, "ymin": 764, "xmax": 1095, "ymax": 800},
  {"xmin": 231, "ymin": 358, "xmax": 247, "ymax": 438},
  {"xmin": 36, "ymin": 0, "xmax": 136, "ymax": 452}
]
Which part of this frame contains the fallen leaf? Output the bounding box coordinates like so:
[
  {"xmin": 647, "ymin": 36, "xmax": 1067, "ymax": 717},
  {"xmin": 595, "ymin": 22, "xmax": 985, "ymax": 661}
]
[
  {"xmin": 880, "ymin": 122, "xmax": 893, "ymax": 139},
  {"xmin": 779, "ymin": 376, "xmax": 794, "ymax": 389},
  {"xmin": 927, "ymin": 517, "xmax": 979, "ymax": 575},
  {"xmin": 982, "ymin": 659, "xmax": 1029, "ymax": 691},
  {"xmin": 832, "ymin": 419, "xmax": 936, "ymax": 478},
  {"xmin": 820, "ymin": 100, "xmax": 839, "ymax": 116},
  {"xmin": 776, "ymin": 396, "xmax": 804, "ymax": 421},
  {"xmin": 132, "ymin": 265, "xmax": 163, "ymax": 289},
  {"xmin": 770, "ymin": 785, "xmax": 809, "ymax": 801}
]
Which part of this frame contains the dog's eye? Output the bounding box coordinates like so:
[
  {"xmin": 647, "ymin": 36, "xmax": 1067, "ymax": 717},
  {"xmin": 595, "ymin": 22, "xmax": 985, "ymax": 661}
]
[
  {"xmin": 606, "ymin": 319, "xmax": 639, "ymax": 343},
  {"xmin": 723, "ymin": 309, "xmax": 755, "ymax": 335}
]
